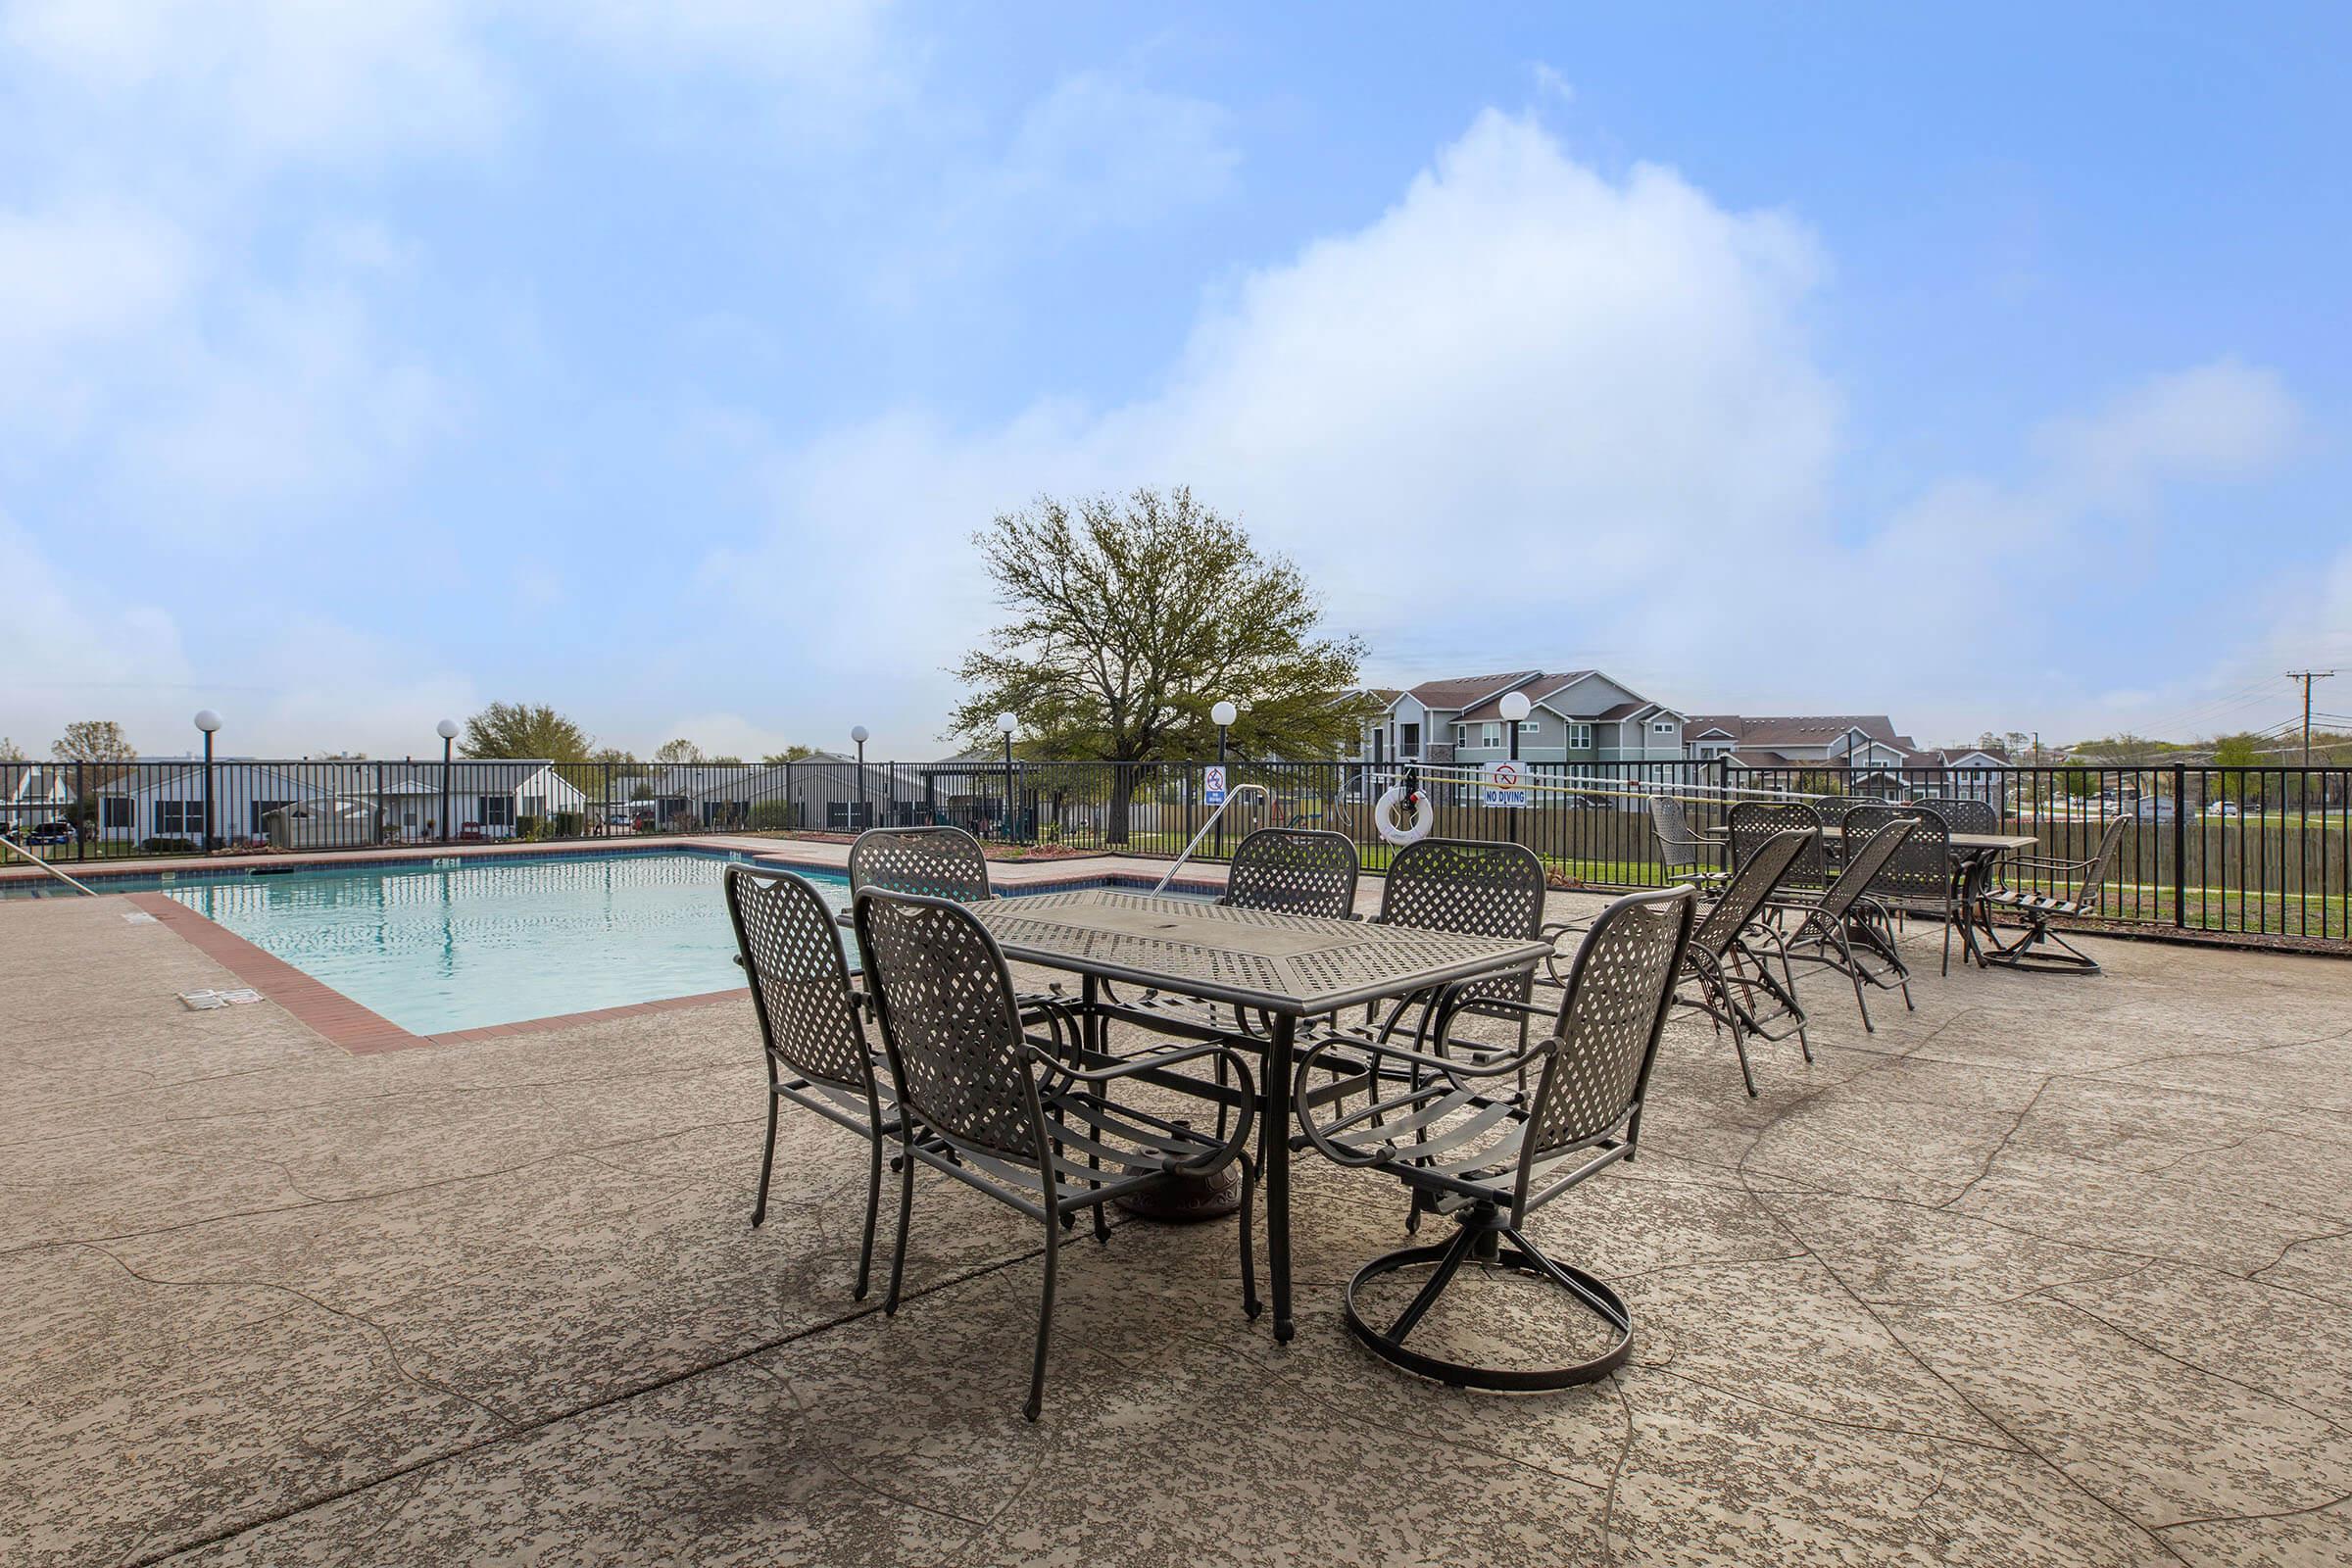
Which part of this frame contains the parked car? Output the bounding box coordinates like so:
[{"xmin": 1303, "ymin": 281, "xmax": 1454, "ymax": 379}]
[
  {"xmin": 24, "ymin": 819, "xmax": 74, "ymax": 846},
  {"xmin": 2204, "ymin": 801, "xmax": 2241, "ymax": 818}
]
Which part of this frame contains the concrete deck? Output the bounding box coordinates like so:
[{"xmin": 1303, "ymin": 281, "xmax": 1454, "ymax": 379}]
[{"xmin": 3, "ymin": 885, "xmax": 2348, "ymax": 1565}]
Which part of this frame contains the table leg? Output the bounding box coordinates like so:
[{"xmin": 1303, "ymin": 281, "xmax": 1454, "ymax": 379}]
[{"xmin": 1266, "ymin": 1011, "xmax": 1295, "ymax": 1343}]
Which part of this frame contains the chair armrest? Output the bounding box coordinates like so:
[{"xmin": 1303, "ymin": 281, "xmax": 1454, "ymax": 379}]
[
  {"xmin": 1295, "ymin": 1027, "xmax": 1552, "ymax": 1091},
  {"xmin": 1029, "ymin": 1041, "xmax": 1257, "ymax": 1173}
]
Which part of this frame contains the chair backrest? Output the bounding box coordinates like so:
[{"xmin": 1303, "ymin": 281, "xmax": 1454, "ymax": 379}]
[
  {"xmin": 1843, "ymin": 804, "xmax": 1949, "ymax": 903},
  {"xmin": 1815, "ymin": 816, "xmax": 1915, "ymax": 920},
  {"xmin": 1649, "ymin": 794, "xmax": 1698, "ymax": 872},
  {"xmin": 1917, "ymin": 796, "xmax": 1998, "ymax": 835},
  {"xmin": 1378, "ymin": 838, "xmax": 1546, "ymax": 1008},
  {"xmin": 1520, "ymin": 885, "xmax": 1695, "ymax": 1178},
  {"xmin": 724, "ymin": 868, "xmax": 874, "ymax": 1099},
  {"xmin": 1222, "ymin": 827, "xmax": 1360, "ymax": 918},
  {"xmin": 848, "ymin": 825, "xmax": 991, "ymax": 903},
  {"xmin": 1728, "ymin": 801, "xmax": 1826, "ymax": 887},
  {"xmin": 1690, "ymin": 827, "xmax": 1814, "ymax": 960},
  {"xmin": 2074, "ymin": 815, "xmax": 2131, "ymax": 909},
  {"xmin": 852, "ymin": 890, "xmax": 1040, "ymax": 1164}
]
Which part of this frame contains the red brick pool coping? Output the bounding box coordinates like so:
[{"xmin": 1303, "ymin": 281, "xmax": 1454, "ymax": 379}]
[{"xmin": 125, "ymin": 891, "xmax": 745, "ymax": 1055}]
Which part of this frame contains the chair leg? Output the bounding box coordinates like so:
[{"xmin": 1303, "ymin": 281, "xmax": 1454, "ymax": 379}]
[
  {"xmin": 1838, "ymin": 926, "xmax": 1873, "ymax": 1034},
  {"xmin": 1237, "ymin": 1152, "xmax": 1261, "ymax": 1320},
  {"xmin": 854, "ymin": 1133, "xmax": 883, "ymax": 1300},
  {"xmin": 1026, "ymin": 1210, "xmax": 1061, "ymax": 1422},
  {"xmin": 751, "ymin": 1088, "xmax": 779, "ymax": 1228},
  {"xmin": 883, "ymin": 1132, "xmax": 916, "ymax": 1316}
]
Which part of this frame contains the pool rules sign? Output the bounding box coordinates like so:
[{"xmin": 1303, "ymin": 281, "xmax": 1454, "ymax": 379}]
[{"xmin": 1482, "ymin": 760, "xmax": 1529, "ymax": 809}]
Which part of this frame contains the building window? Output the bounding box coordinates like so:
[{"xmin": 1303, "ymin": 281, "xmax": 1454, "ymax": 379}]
[
  {"xmin": 1479, "ymin": 723, "xmax": 1503, "ymax": 748},
  {"xmin": 475, "ymin": 795, "xmax": 514, "ymax": 828},
  {"xmin": 1399, "ymin": 723, "xmax": 1420, "ymax": 758},
  {"xmin": 1652, "ymin": 719, "xmax": 1675, "ymax": 734},
  {"xmin": 101, "ymin": 797, "xmax": 132, "ymax": 830},
  {"xmin": 1519, "ymin": 720, "xmax": 1541, "ymax": 734},
  {"xmin": 1566, "ymin": 723, "xmax": 1592, "ymax": 750}
]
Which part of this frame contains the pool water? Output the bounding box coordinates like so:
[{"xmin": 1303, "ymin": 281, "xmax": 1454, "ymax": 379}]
[{"xmin": 165, "ymin": 852, "xmax": 850, "ymax": 1035}]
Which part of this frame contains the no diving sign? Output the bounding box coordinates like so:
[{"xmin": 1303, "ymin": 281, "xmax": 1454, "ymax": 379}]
[
  {"xmin": 1482, "ymin": 760, "xmax": 1529, "ymax": 809},
  {"xmin": 1203, "ymin": 765, "xmax": 1228, "ymax": 806}
]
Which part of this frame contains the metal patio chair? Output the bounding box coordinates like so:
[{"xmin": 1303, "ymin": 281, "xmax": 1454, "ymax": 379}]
[
  {"xmin": 1980, "ymin": 815, "xmax": 2130, "ymax": 974},
  {"xmin": 1844, "ymin": 804, "xmax": 1963, "ymax": 974},
  {"xmin": 1221, "ymin": 826, "xmax": 1362, "ymax": 917},
  {"xmin": 848, "ymin": 824, "xmax": 992, "ymax": 902},
  {"xmin": 1728, "ymin": 800, "xmax": 1828, "ymax": 895},
  {"xmin": 1776, "ymin": 815, "xmax": 1919, "ymax": 1033},
  {"xmin": 1915, "ymin": 796, "xmax": 1999, "ymax": 835},
  {"xmin": 1362, "ymin": 838, "xmax": 1550, "ymax": 1048},
  {"xmin": 852, "ymin": 888, "xmax": 1259, "ymax": 1422},
  {"xmin": 1650, "ymin": 792, "xmax": 1730, "ymax": 895},
  {"xmin": 1294, "ymin": 885, "xmax": 1696, "ymax": 1391},
  {"xmin": 1116, "ymin": 826, "xmax": 1361, "ymax": 1043},
  {"xmin": 1675, "ymin": 827, "xmax": 1814, "ymax": 1096},
  {"xmin": 724, "ymin": 866, "xmax": 899, "ymax": 1300}
]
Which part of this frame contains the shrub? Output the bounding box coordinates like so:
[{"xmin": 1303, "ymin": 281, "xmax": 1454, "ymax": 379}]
[
  {"xmin": 749, "ymin": 801, "xmax": 796, "ymax": 831},
  {"xmin": 140, "ymin": 836, "xmax": 196, "ymax": 853},
  {"xmin": 515, "ymin": 814, "xmax": 543, "ymax": 840},
  {"xmin": 549, "ymin": 810, "xmax": 584, "ymax": 838}
]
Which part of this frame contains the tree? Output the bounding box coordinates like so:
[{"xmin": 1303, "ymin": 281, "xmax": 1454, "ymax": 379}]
[
  {"xmin": 462, "ymin": 703, "xmax": 592, "ymax": 761},
  {"xmin": 762, "ymin": 745, "xmax": 817, "ymax": 764},
  {"xmin": 52, "ymin": 720, "xmax": 134, "ymax": 762},
  {"xmin": 950, "ymin": 488, "xmax": 1367, "ymax": 842},
  {"xmin": 651, "ymin": 739, "xmax": 704, "ymax": 765},
  {"xmin": 0, "ymin": 737, "xmax": 24, "ymax": 762},
  {"xmin": 2212, "ymin": 731, "xmax": 2261, "ymax": 806}
]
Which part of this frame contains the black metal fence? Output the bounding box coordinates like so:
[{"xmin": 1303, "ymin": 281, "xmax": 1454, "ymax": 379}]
[{"xmin": 4, "ymin": 755, "xmax": 2346, "ymax": 948}]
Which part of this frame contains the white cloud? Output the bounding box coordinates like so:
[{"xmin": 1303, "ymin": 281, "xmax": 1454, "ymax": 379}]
[
  {"xmin": 108, "ymin": 285, "xmax": 454, "ymax": 526},
  {"xmin": 3, "ymin": 0, "xmax": 511, "ymax": 167},
  {"xmin": 702, "ymin": 111, "xmax": 2306, "ymax": 748}
]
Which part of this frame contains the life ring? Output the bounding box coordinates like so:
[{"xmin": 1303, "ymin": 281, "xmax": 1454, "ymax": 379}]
[{"xmin": 1374, "ymin": 785, "xmax": 1435, "ymax": 847}]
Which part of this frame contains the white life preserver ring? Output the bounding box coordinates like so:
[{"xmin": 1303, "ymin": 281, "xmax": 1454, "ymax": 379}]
[{"xmin": 1374, "ymin": 785, "xmax": 1434, "ymax": 847}]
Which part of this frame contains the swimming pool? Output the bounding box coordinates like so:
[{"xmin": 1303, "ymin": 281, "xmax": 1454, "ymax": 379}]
[{"xmin": 163, "ymin": 851, "xmax": 840, "ymax": 1035}]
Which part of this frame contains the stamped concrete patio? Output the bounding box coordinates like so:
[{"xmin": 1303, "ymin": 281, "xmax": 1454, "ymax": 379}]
[{"xmin": 4, "ymin": 880, "xmax": 2349, "ymax": 1566}]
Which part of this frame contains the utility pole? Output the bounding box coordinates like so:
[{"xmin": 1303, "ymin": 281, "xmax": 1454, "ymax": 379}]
[{"xmin": 2287, "ymin": 670, "xmax": 2337, "ymax": 765}]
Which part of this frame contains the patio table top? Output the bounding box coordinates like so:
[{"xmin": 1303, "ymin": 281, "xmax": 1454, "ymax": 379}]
[{"xmin": 965, "ymin": 888, "xmax": 1554, "ymax": 1016}]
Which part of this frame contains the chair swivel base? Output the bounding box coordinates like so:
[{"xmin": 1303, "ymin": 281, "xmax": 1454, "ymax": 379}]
[
  {"xmin": 1979, "ymin": 921, "xmax": 2101, "ymax": 975},
  {"xmin": 1342, "ymin": 1235, "xmax": 1633, "ymax": 1393}
]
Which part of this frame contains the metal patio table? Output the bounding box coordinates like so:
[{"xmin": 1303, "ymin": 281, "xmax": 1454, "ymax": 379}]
[
  {"xmin": 1703, "ymin": 825, "xmax": 2040, "ymax": 966},
  {"xmin": 963, "ymin": 888, "xmax": 1555, "ymax": 1345}
]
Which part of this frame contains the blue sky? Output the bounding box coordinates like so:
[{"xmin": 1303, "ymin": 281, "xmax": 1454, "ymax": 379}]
[{"xmin": 4, "ymin": 2, "xmax": 2347, "ymax": 760}]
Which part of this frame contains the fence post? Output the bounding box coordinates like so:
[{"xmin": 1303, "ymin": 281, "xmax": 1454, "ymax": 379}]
[
  {"xmin": 2171, "ymin": 763, "xmax": 2186, "ymax": 929},
  {"xmin": 75, "ymin": 760, "xmax": 86, "ymax": 861}
]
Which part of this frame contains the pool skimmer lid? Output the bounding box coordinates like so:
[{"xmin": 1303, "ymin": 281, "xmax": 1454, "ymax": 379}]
[{"xmin": 179, "ymin": 988, "xmax": 262, "ymax": 1010}]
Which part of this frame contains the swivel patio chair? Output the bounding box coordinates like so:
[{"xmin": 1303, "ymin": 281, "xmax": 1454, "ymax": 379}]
[
  {"xmin": 1294, "ymin": 885, "xmax": 1696, "ymax": 1391},
  {"xmin": 725, "ymin": 867, "xmax": 900, "ymax": 1300},
  {"xmin": 848, "ymin": 824, "xmax": 992, "ymax": 902},
  {"xmin": 1649, "ymin": 792, "xmax": 1730, "ymax": 895},
  {"xmin": 1728, "ymin": 800, "xmax": 1828, "ymax": 895},
  {"xmin": 1675, "ymin": 827, "xmax": 1815, "ymax": 1096},
  {"xmin": 1844, "ymin": 804, "xmax": 1963, "ymax": 974},
  {"xmin": 852, "ymin": 888, "xmax": 1259, "ymax": 1421},
  {"xmin": 1980, "ymin": 814, "xmax": 2129, "ymax": 974},
  {"xmin": 1775, "ymin": 816, "xmax": 1918, "ymax": 1033}
]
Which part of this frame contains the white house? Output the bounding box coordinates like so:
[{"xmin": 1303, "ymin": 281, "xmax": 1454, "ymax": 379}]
[
  {"xmin": 99, "ymin": 760, "xmax": 587, "ymax": 846},
  {"xmin": 1, "ymin": 764, "xmax": 72, "ymax": 826}
]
